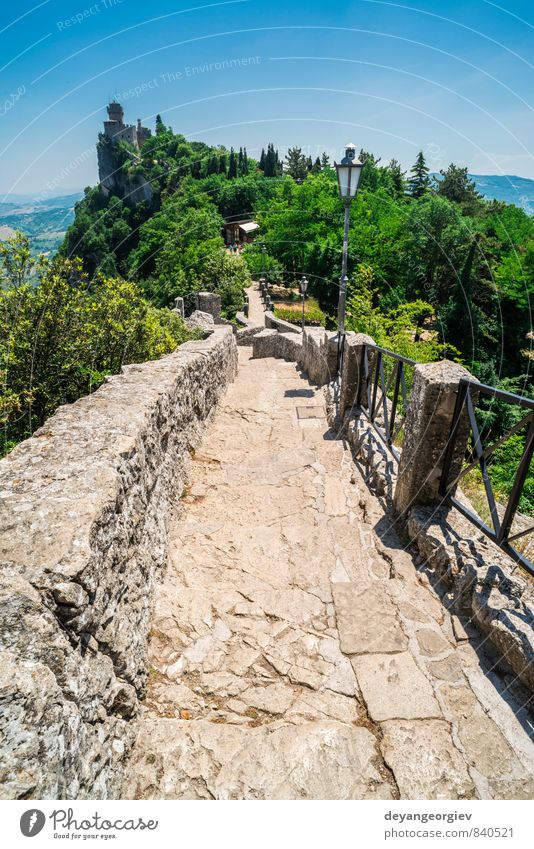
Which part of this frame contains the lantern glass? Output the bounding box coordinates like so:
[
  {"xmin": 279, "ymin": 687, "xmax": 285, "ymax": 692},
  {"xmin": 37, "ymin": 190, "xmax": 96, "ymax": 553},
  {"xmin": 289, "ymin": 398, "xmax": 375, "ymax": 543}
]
[
  {"xmin": 336, "ymin": 162, "xmax": 363, "ymax": 199},
  {"xmin": 335, "ymin": 144, "xmax": 363, "ymax": 200},
  {"xmin": 299, "ymin": 276, "xmax": 309, "ymax": 295}
]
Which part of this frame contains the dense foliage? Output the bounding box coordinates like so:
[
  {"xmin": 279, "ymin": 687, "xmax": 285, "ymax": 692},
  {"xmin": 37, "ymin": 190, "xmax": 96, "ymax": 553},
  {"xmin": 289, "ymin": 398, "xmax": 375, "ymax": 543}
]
[
  {"xmin": 33, "ymin": 129, "xmax": 534, "ymax": 512},
  {"xmin": 0, "ymin": 233, "xmax": 195, "ymax": 455}
]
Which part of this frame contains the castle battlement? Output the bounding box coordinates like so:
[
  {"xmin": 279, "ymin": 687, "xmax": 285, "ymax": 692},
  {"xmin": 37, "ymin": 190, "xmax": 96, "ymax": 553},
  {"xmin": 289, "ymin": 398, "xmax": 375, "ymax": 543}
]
[{"xmin": 102, "ymin": 101, "xmax": 151, "ymax": 150}]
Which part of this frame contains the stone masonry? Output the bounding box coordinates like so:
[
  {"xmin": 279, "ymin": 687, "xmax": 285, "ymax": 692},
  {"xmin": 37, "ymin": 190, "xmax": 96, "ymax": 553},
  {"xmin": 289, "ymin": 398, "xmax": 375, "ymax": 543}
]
[
  {"xmin": 123, "ymin": 349, "xmax": 534, "ymax": 800},
  {"xmin": 0, "ymin": 328, "xmax": 237, "ymax": 799}
]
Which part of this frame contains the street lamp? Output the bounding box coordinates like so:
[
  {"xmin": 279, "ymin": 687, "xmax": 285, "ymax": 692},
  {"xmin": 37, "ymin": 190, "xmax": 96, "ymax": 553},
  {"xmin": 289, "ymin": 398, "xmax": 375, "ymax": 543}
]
[
  {"xmin": 261, "ymin": 242, "xmax": 267, "ymax": 280},
  {"xmin": 299, "ymin": 275, "xmax": 309, "ymax": 331},
  {"xmin": 260, "ymin": 243, "xmax": 268, "ymax": 302},
  {"xmin": 334, "ymin": 143, "xmax": 363, "ymax": 374}
]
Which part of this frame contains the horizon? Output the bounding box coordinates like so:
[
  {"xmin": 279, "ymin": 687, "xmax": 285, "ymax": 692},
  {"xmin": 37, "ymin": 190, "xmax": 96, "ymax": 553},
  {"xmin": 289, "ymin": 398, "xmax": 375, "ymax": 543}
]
[{"xmin": 1, "ymin": 0, "xmax": 534, "ymax": 199}]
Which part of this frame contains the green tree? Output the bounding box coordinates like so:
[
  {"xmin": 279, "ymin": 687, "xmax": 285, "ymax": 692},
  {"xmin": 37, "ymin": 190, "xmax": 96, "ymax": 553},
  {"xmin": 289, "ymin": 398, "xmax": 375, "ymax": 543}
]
[
  {"xmin": 437, "ymin": 163, "xmax": 482, "ymax": 214},
  {"xmin": 409, "ymin": 151, "xmax": 431, "ymax": 198},
  {"xmin": 228, "ymin": 148, "xmax": 238, "ymax": 179},
  {"xmin": 284, "ymin": 147, "xmax": 308, "ymax": 181},
  {"xmin": 441, "ymin": 238, "xmax": 480, "ymax": 359},
  {"xmin": 0, "ymin": 234, "xmax": 194, "ymax": 454},
  {"xmin": 388, "ymin": 159, "xmax": 406, "ymax": 195}
]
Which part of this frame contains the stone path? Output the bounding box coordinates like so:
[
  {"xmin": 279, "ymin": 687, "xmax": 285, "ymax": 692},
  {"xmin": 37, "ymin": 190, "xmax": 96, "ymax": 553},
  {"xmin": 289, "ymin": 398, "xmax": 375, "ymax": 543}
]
[
  {"xmin": 244, "ymin": 281, "xmax": 265, "ymax": 326},
  {"xmin": 123, "ymin": 349, "xmax": 534, "ymax": 800}
]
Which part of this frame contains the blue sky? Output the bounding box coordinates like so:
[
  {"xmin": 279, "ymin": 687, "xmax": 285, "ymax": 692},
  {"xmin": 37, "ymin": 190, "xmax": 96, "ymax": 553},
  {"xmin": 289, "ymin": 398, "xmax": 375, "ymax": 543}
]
[{"xmin": 1, "ymin": 0, "xmax": 533, "ymax": 194}]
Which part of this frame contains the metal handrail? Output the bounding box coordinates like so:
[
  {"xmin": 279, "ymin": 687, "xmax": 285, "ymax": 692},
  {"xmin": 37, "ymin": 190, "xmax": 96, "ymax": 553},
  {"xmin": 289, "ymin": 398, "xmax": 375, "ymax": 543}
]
[
  {"xmin": 358, "ymin": 343, "xmax": 416, "ymax": 461},
  {"xmin": 439, "ymin": 378, "xmax": 534, "ymax": 575}
]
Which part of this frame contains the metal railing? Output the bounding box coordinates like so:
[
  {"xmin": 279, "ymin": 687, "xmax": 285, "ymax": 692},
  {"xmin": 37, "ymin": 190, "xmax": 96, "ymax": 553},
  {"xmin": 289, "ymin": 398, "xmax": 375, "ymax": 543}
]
[
  {"xmin": 360, "ymin": 343, "xmax": 416, "ymax": 462},
  {"xmin": 439, "ymin": 378, "xmax": 534, "ymax": 575}
]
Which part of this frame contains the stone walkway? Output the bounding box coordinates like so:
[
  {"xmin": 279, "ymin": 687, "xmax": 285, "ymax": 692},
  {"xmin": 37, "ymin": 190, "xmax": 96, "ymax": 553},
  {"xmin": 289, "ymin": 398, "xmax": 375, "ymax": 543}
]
[
  {"xmin": 123, "ymin": 350, "xmax": 534, "ymax": 800},
  {"xmin": 244, "ymin": 281, "xmax": 265, "ymax": 326}
]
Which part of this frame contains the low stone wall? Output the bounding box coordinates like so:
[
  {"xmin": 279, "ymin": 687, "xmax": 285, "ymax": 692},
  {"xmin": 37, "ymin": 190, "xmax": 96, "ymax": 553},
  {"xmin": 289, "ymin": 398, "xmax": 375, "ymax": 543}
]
[
  {"xmin": 407, "ymin": 506, "xmax": 534, "ymax": 697},
  {"xmin": 0, "ymin": 327, "xmax": 237, "ymax": 799},
  {"xmin": 264, "ymin": 311, "xmax": 301, "ymax": 335},
  {"xmin": 301, "ymin": 328, "xmax": 337, "ymax": 386},
  {"xmin": 252, "ymin": 325, "xmax": 336, "ymax": 387},
  {"xmin": 252, "ymin": 329, "xmax": 303, "ymax": 361},
  {"xmin": 235, "ymin": 315, "xmax": 267, "ymax": 347}
]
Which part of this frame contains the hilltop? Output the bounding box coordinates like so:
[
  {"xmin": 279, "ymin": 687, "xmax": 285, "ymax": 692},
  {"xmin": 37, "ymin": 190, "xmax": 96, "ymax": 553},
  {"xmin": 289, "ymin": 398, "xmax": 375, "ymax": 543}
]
[{"xmin": 469, "ymin": 174, "xmax": 534, "ymax": 215}]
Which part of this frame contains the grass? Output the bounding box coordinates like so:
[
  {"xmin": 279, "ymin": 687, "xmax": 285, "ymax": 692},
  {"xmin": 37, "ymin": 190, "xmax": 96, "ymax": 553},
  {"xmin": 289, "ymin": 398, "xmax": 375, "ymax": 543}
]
[{"xmin": 273, "ymin": 297, "xmax": 326, "ymax": 326}]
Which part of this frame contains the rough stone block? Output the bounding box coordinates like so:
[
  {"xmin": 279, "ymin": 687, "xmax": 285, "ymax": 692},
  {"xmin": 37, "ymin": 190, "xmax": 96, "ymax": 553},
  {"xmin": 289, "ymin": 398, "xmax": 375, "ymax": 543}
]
[
  {"xmin": 301, "ymin": 328, "xmax": 331, "ymax": 385},
  {"xmin": 332, "ymin": 583, "xmax": 408, "ymax": 654},
  {"xmin": 380, "ymin": 719, "xmax": 476, "ymax": 799},
  {"xmin": 122, "ymin": 718, "xmax": 394, "ymax": 799},
  {"xmin": 351, "ymin": 652, "xmax": 441, "ymax": 721},
  {"xmin": 440, "ymin": 684, "xmax": 534, "ymax": 797},
  {"xmin": 339, "ymin": 333, "xmax": 375, "ymax": 418},
  {"xmin": 394, "ymin": 360, "xmax": 475, "ymax": 514},
  {"xmin": 196, "ymin": 291, "xmax": 221, "ymax": 322},
  {"xmin": 185, "ymin": 309, "xmax": 215, "ymax": 334}
]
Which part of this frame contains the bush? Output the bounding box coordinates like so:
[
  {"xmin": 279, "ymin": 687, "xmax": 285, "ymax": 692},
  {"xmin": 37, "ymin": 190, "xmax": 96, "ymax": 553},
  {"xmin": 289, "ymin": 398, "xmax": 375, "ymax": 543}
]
[
  {"xmin": 0, "ymin": 234, "xmax": 197, "ymax": 455},
  {"xmin": 273, "ymin": 302, "xmax": 326, "ymax": 326}
]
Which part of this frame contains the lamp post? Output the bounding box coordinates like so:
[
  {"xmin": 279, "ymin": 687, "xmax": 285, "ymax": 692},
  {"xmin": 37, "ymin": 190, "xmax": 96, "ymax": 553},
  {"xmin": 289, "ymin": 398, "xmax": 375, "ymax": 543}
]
[
  {"xmin": 261, "ymin": 242, "xmax": 267, "ymax": 282},
  {"xmin": 299, "ymin": 275, "xmax": 309, "ymax": 331},
  {"xmin": 334, "ymin": 143, "xmax": 363, "ymax": 374},
  {"xmin": 260, "ymin": 243, "xmax": 267, "ymax": 303}
]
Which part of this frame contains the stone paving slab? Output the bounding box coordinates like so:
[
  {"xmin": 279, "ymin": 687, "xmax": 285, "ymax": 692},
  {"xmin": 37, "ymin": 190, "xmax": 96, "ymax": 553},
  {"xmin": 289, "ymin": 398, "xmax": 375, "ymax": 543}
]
[
  {"xmin": 123, "ymin": 349, "xmax": 534, "ymax": 800},
  {"xmin": 351, "ymin": 652, "xmax": 442, "ymax": 721},
  {"xmin": 332, "ymin": 583, "xmax": 408, "ymax": 654},
  {"xmin": 380, "ymin": 719, "xmax": 476, "ymax": 800}
]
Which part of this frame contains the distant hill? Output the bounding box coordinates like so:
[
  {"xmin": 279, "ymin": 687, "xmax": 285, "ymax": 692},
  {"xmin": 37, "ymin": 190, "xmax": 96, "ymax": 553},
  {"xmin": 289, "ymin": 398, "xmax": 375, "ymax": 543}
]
[
  {"xmin": 429, "ymin": 173, "xmax": 534, "ymax": 215},
  {"xmin": 0, "ymin": 191, "xmax": 84, "ymax": 255},
  {"xmin": 468, "ymin": 174, "xmax": 534, "ymax": 215}
]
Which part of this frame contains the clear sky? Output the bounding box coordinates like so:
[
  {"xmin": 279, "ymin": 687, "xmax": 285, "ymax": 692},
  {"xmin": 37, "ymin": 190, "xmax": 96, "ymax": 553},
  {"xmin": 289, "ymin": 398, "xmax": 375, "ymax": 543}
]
[{"xmin": 1, "ymin": 0, "xmax": 533, "ymax": 195}]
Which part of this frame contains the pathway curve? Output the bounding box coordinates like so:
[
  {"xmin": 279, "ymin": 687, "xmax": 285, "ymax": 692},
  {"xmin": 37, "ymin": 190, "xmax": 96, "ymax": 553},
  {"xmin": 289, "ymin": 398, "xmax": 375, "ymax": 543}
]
[{"xmin": 123, "ymin": 349, "xmax": 534, "ymax": 800}]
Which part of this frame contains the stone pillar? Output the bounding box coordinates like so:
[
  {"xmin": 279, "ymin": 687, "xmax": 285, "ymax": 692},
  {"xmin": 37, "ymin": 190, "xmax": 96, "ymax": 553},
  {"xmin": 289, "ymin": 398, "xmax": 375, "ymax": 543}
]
[
  {"xmin": 393, "ymin": 360, "xmax": 476, "ymax": 517},
  {"xmin": 173, "ymin": 296, "xmax": 185, "ymax": 318},
  {"xmin": 196, "ymin": 292, "xmax": 221, "ymax": 323},
  {"xmin": 337, "ymin": 332, "xmax": 374, "ymax": 418}
]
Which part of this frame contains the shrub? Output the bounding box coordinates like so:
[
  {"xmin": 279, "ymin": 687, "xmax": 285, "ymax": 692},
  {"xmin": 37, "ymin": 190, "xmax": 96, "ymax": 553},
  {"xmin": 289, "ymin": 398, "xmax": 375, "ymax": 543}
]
[{"xmin": 0, "ymin": 234, "xmax": 197, "ymax": 455}]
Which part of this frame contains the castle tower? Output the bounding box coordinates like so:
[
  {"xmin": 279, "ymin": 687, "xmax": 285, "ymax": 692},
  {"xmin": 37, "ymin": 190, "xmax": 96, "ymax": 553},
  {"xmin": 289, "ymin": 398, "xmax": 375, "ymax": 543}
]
[{"xmin": 107, "ymin": 101, "xmax": 124, "ymax": 125}]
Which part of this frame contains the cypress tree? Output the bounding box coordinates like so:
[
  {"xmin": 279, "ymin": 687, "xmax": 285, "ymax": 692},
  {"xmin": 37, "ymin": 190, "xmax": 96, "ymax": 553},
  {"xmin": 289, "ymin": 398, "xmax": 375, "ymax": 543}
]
[
  {"xmin": 264, "ymin": 143, "xmax": 277, "ymax": 177},
  {"xmin": 228, "ymin": 148, "xmax": 237, "ymax": 178}
]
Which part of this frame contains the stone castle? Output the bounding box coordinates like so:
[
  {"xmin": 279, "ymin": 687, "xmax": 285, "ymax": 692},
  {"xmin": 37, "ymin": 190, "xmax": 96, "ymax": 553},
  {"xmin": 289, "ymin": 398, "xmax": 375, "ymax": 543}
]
[
  {"xmin": 102, "ymin": 101, "xmax": 152, "ymax": 149},
  {"xmin": 97, "ymin": 102, "xmax": 153, "ymax": 203}
]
